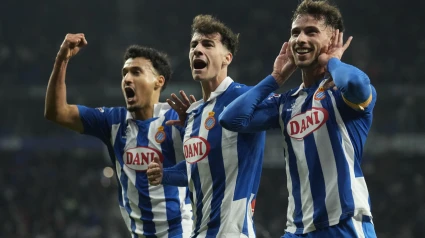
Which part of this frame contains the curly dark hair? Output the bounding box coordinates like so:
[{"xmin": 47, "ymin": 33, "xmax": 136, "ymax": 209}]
[
  {"xmin": 123, "ymin": 45, "xmax": 172, "ymax": 91},
  {"xmin": 292, "ymin": 0, "xmax": 344, "ymax": 32},
  {"xmin": 191, "ymin": 14, "xmax": 239, "ymax": 56}
]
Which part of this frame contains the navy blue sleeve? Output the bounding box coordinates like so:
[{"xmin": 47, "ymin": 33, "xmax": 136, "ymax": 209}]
[
  {"xmin": 327, "ymin": 58, "xmax": 373, "ymax": 111},
  {"xmin": 219, "ymin": 75, "xmax": 281, "ymax": 133},
  {"xmin": 162, "ymin": 160, "xmax": 188, "ymax": 187},
  {"xmin": 77, "ymin": 105, "xmax": 113, "ymax": 144}
]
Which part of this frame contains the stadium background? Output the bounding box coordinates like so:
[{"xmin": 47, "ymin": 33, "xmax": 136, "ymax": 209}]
[{"xmin": 1, "ymin": 0, "xmax": 424, "ymax": 237}]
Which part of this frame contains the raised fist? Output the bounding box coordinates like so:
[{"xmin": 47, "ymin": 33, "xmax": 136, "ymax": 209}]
[{"xmin": 56, "ymin": 33, "xmax": 88, "ymax": 62}]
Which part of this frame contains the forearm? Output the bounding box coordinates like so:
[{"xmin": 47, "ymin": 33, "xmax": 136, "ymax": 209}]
[
  {"xmin": 328, "ymin": 58, "xmax": 371, "ymax": 105},
  {"xmin": 162, "ymin": 161, "xmax": 188, "ymax": 187},
  {"xmin": 44, "ymin": 59, "xmax": 72, "ymax": 120},
  {"xmin": 219, "ymin": 75, "xmax": 279, "ymax": 132}
]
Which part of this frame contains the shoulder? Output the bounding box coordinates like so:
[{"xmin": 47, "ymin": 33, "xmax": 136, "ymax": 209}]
[
  {"xmin": 225, "ymin": 82, "xmax": 252, "ymax": 98},
  {"xmin": 102, "ymin": 107, "xmax": 128, "ymax": 124}
]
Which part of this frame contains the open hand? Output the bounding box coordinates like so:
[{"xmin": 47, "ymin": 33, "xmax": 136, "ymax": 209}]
[
  {"xmin": 271, "ymin": 42, "xmax": 297, "ymax": 86},
  {"xmin": 318, "ymin": 29, "xmax": 353, "ymax": 68},
  {"xmin": 166, "ymin": 90, "xmax": 196, "ymax": 126}
]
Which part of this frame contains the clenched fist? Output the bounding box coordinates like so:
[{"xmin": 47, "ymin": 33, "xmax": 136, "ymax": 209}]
[
  {"xmin": 147, "ymin": 157, "xmax": 163, "ymax": 186},
  {"xmin": 56, "ymin": 33, "xmax": 88, "ymax": 62}
]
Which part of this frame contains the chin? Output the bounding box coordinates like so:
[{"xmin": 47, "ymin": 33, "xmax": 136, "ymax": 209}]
[
  {"xmin": 127, "ymin": 105, "xmax": 141, "ymax": 112},
  {"xmin": 192, "ymin": 74, "xmax": 206, "ymax": 82},
  {"xmin": 296, "ymin": 60, "xmax": 315, "ymax": 69}
]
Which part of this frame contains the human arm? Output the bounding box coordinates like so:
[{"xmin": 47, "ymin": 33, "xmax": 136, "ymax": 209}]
[
  {"xmin": 44, "ymin": 33, "xmax": 88, "ymax": 133},
  {"xmin": 328, "ymin": 58, "xmax": 372, "ymax": 110},
  {"xmin": 219, "ymin": 76, "xmax": 282, "ymax": 133},
  {"xmin": 319, "ymin": 30, "xmax": 373, "ymax": 110},
  {"xmin": 219, "ymin": 42, "xmax": 297, "ymax": 133}
]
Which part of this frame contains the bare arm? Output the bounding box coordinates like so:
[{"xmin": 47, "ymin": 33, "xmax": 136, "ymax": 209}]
[{"xmin": 44, "ymin": 33, "xmax": 88, "ymax": 133}]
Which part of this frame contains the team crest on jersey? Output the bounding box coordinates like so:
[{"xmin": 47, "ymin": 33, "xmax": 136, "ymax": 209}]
[
  {"xmin": 287, "ymin": 107, "xmax": 329, "ymax": 140},
  {"xmin": 183, "ymin": 136, "xmax": 211, "ymax": 164},
  {"xmin": 124, "ymin": 147, "xmax": 164, "ymax": 171},
  {"xmin": 314, "ymin": 87, "xmax": 326, "ymax": 100},
  {"xmin": 96, "ymin": 107, "xmax": 104, "ymax": 113},
  {"xmin": 155, "ymin": 126, "xmax": 166, "ymax": 143},
  {"xmin": 204, "ymin": 112, "xmax": 216, "ymax": 130}
]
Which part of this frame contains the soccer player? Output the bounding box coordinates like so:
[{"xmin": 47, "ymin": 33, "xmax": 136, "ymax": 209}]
[
  {"xmin": 219, "ymin": 0, "xmax": 377, "ymax": 237},
  {"xmin": 44, "ymin": 33, "xmax": 192, "ymax": 238},
  {"xmin": 147, "ymin": 15, "xmax": 266, "ymax": 237}
]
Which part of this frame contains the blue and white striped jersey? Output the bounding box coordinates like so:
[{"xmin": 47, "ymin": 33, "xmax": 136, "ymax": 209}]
[
  {"xmin": 183, "ymin": 77, "xmax": 266, "ymax": 238},
  {"xmin": 219, "ymin": 58, "xmax": 377, "ymax": 236},
  {"xmin": 272, "ymin": 77, "xmax": 377, "ymax": 234},
  {"xmin": 78, "ymin": 103, "xmax": 193, "ymax": 238}
]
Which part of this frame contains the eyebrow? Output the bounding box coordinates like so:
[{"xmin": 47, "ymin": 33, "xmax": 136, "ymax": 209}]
[
  {"xmin": 191, "ymin": 39, "xmax": 215, "ymax": 45},
  {"xmin": 291, "ymin": 26, "xmax": 320, "ymax": 33},
  {"xmin": 122, "ymin": 66, "xmax": 143, "ymax": 75}
]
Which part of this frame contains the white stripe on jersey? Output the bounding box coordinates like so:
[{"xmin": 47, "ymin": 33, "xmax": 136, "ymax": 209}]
[
  {"xmin": 147, "ymin": 116, "xmax": 169, "ymax": 237},
  {"xmin": 329, "ymin": 93, "xmax": 371, "ymax": 217},
  {"xmin": 123, "ymin": 120, "xmax": 144, "ymax": 234},
  {"xmin": 111, "ymin": 123, "xmax": 134, "ymax": 232},
  {"xmin": 193, "ymin": 101, "xmax": 216, "ymax": 234},
  {"xmin": 217, "ymin": 128, "xmax": 243, "ymax": 235},
  {"xmin": 312, "ymin": 94, "xmax": 342, "ymax": 225},
  {"xmin": 288, "ymin": 91, "xmax": 316, "ymax": 233},
  {"xmin": 172, "ymin": 124, "xmax": 193, "ymax": 234},
  {"xmin": 279, "ymin": 104, "xmax": 295, "ymax": 230},
  {"xmin": 351, "ymin": 214, "xmax": 365, "ymax": 238}
]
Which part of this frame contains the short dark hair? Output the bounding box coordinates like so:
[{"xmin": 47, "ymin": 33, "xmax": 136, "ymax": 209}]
[
  {"xmin": 191, "ymin": 14, "xmax": 239, "ymax": 56},
  {"xmin": 292, "ymin": 0, "xmax": 344, "ymax": 32},
  {"xmin": 123, "ymin": 45, "xmax": 172, "ymax": 91}
]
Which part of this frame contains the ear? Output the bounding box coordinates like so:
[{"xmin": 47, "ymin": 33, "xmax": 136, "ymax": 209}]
[
  {"xmin": 155, "ymin": 75, "xmax": 165, "ymax": 90},
  {"xmin": 223, "ymin": 52, "xmax": 233, "ymax": 66}
]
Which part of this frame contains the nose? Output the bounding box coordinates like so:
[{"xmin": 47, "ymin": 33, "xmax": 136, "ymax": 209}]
[
  {"xmin": 296, "ymin": 32, "xmax": 307, "ymax": 45},
  {"xmin": 123, "ymin": 73, "xmax": 133, "ymax": 85},
  {"xmin": 193, "ymin": 45, "xmax": 204, "ymax": 57}
]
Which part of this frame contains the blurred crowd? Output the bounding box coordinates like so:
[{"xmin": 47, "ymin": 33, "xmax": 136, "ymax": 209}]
[{"xmin": 1, "ymin": 0, "xmax": 424, "ymax": 237}]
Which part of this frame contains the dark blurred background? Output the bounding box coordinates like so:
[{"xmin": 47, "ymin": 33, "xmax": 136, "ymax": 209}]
[{"xmin": 1, "ymin": 0, "xmax": 424, "ymax": 237}]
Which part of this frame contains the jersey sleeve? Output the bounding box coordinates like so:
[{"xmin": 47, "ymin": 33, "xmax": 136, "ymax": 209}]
[
  {"xmin": 327, "ymin": 58, "xmax": 375, "ymax": 112},
  {"xmin": 219, "ymin": 75, "xmax": 282, "ymax": 133},
  {"xmin": 77, "ymin": 105, "xmax": 114, "ymax": 144},
  {"xmin": 162, "ymin": 160, "xmax": 188, "ymax": 187}
]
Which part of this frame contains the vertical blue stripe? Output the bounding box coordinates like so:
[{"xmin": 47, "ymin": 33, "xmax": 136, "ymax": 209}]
[
  {"xmin": 113, "ymin": 126, "xmax": 138, "ymax": 236},
  {"xmin": 136, "ymin": 124, "xmax": 156, "ymax": 236},
  {"xmin": 205, "ymin": 102, "xmax": 226, "ymax": 237},
  {"xmin": 323, "ymin": 92, "xmax": 355, "ymax": 218},
  {"xmin": 191, "ymin": 165, "xmax": 204, "ymax": 236},
  {"xmin": 236, "ymin": 131, "xmax": 265, "ymax": 235},
  {"xmin": 304, "ymin": 134, "xmax": 329, "ymax": 228},
  {"xmin": 162, "ymin": 110, "xmax": 183, "ymax": 234},
  {"xmin": 189, "ymin": 108, "xmax": 204, "ymax": 236},
  {"xmin": 302, "ymin": 94, "xmax": 329, "ymax": 228},
  {"xmin": 283, "ymin": 95, "xmax": 304, "ymax": 232}
]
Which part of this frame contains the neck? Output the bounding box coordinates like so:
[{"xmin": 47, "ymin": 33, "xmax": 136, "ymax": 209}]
[
  {"xmin": 200, "ymin": 70, "xmax": 227, "ymax": 101},
  {"xmin": 132, "ymin": 94, "xmax": 160, "ymax": 121},
  {"xmin": 301, "ymin": 65, "xmax": 326, "ymax": 88}
]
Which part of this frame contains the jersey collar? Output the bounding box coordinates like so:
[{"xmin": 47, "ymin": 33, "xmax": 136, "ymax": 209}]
[{"xmin": 186, "ymin": 76, "xmax": 234, "ymax": 113}]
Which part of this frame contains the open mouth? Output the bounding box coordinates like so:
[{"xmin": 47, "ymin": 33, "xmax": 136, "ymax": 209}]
[
  {"xmin": 295, "ymin": 48, "xmax": 313, "ymax": 55},
  {"xmin": 193, "ymin": 59, "xmax": 207, "ymax": 70},
  {"xmin": 124, "ymin": 87, "xmax": 135, "ymax": 101}
]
